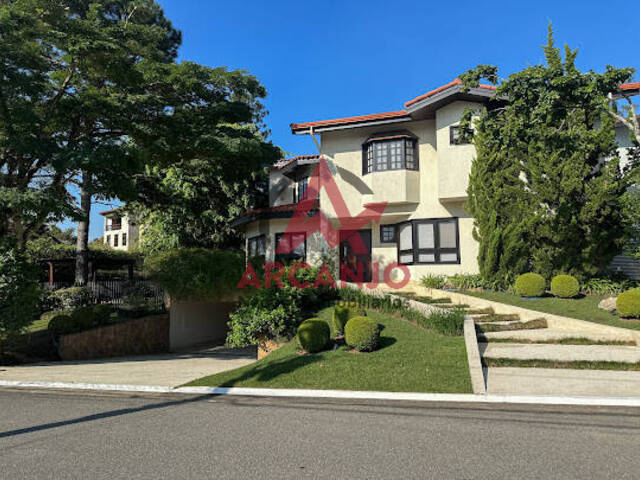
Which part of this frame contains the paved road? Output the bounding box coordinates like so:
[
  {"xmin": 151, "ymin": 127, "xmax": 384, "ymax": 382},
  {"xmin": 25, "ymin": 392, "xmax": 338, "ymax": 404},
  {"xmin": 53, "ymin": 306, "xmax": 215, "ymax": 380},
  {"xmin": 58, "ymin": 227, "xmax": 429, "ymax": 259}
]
[{"xmin": 1, "ymin": 389, "xmax": 639, "ymax": 479}]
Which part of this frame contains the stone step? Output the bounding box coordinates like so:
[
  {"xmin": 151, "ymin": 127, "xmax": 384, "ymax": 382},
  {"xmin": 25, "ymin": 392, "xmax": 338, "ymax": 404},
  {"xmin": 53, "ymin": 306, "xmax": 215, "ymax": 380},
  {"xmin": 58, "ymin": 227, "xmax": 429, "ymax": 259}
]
[
  {"xmin": 432, "ymin": 303, "xmax": 469, "ymax": 309},
  {"xmin": 479, "ymin": 343, "xmax": 640, "ymax": 363},
  {"xmin": 480, "ymin": 328, "xmax": 636, "ymax": 344},
  {"xmin": 472, "ymin": 313, "xmax": 520, "ymax": 323},
  {"xmin": 475, "ymin": 320, "xmax": 524, "ymax": 326},
  {"xmin": 466, "ymin": 307, "xmax": 494, "ymax": 315},
  {"xmin": 475, "ymin": 319, "xmax": 548, "ymax": 334}
]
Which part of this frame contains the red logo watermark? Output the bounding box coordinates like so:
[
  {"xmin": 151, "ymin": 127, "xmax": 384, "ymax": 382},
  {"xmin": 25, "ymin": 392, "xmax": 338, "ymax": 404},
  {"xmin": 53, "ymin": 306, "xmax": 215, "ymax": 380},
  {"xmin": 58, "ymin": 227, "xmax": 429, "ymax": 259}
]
[{"xmin": 237, "ymin": 156, "xmax": 410, "ymax": 290}]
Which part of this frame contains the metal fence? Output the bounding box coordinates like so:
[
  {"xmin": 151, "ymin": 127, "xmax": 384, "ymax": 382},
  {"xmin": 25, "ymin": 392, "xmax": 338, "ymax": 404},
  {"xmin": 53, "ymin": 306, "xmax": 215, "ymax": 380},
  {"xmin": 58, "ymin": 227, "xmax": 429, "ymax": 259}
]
[{"xmin": 41, "ymin": 279, "xmax": 165, "ymax": 311}]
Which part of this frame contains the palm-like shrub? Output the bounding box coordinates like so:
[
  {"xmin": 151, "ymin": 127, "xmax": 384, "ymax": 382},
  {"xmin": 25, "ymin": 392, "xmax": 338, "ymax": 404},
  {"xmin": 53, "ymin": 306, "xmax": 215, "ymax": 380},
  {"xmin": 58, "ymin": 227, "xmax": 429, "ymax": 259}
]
[
  {"xmin": 550, "ymin": 275, "xmax": 579, "ymax": 298},
  {"xmin": 617, "ymin": 289, "xmax": 640, "ymax": 318},
  {"xmin": 344, "ymin": 316, "xmax": 379, "ymax": 352},
  {"xmin": 296, "ymin": 318, "xmax": 330, "ymax": 353},
  {"xmin": 514, "ymin": 273, "xmax": 545, "ymax": 297}
]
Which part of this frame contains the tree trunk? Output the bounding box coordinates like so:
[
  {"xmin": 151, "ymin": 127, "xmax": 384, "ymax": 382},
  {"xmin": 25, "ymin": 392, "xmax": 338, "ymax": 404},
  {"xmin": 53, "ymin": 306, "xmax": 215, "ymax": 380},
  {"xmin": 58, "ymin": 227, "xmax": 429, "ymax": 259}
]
[{"xmin": 75, "ymin": 171, "xmax": 91, "ymax": 285}]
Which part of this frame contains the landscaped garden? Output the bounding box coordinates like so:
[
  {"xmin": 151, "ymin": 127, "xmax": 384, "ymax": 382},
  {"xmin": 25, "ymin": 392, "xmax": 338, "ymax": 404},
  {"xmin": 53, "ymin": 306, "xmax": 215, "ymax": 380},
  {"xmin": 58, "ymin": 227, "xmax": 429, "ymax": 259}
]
[
  {"xmin": 420, "ymin": 272, "xmax": 640, "ymax": 331},
  {"xmin": 184, "ymin": 305, "xmax": 472, "ymax": 393}
]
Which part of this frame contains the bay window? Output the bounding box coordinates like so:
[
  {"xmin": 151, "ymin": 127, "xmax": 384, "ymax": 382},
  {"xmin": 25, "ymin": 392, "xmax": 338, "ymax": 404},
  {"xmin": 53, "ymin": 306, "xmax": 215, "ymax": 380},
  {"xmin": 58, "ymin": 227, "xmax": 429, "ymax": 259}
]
[
  {"xmin": 397, "ymin": 218, "xmax": 460, "ymax": 265},
  {"xmin": 362, "ymin": 132, "xmax": 418, "ymax": 174}
]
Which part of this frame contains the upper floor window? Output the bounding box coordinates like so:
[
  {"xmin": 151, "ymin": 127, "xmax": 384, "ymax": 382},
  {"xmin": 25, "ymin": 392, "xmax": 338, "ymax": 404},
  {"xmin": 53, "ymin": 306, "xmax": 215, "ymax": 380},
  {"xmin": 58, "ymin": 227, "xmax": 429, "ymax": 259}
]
[
  {"xmin": 362, "ymin": 132, "xmax": 418, "ymax": 174},
  {"xmin": 450, "ymin": 125, "xmax": 472, "ymax": 145},
  {"xmin": 295, "ymin": 177, "xmax": 309, "ymax": 203}
]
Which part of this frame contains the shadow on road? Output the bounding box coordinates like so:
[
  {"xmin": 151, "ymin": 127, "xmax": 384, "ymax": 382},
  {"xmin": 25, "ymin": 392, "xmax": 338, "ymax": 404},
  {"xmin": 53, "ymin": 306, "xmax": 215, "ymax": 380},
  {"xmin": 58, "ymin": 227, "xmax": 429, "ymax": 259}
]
[{"xmin": 0, "ymin": 394, "xmax": 210, "ymax": 439}]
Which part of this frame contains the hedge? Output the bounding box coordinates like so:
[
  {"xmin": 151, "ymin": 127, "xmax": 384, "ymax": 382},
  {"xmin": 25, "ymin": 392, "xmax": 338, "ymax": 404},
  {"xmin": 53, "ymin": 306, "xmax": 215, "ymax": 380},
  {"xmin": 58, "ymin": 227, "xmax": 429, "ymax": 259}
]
[
  {"xmin": 344, "ymin": 316, "xmax": 379, "ymax": 352},
  {"xmin": 617, "ymin": 289, "xmax": 640, "ymax": 318},
  {"xmin": 550, "ymin": 275, "xmax": 579, "ymax": 298}
]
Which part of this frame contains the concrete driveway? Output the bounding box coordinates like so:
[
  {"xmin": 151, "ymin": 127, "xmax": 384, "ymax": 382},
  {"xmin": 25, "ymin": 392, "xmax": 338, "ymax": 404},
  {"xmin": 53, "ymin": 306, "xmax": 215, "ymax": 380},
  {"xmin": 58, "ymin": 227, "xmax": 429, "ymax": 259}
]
[{"xmin": 0, "ymin": 347, "xmax": 256, "ymax": 388}]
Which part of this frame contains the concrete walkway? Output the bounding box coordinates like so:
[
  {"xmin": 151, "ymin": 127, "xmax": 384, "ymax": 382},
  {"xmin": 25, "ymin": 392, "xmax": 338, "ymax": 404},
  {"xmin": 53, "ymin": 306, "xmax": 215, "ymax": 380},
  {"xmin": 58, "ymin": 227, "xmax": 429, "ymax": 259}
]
[
  {"xmin": 480, "ymin": 343, "xmax": 640, "ymax": 363},
  {"xmin": 0, "ymin": 349, "xmax": 256, "ymax": 388},
  {"xmin": 486, "ymin": 367, "xmax": 640, "ymax": 396}
]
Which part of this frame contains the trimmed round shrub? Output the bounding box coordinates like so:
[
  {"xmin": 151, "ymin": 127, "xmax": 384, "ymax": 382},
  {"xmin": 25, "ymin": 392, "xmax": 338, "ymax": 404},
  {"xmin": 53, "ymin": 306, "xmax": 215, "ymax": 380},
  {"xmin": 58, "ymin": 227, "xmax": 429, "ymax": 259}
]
[
  {"xmin": 514, "ymin": 273, "xmax": 546, "ymax": 297},
  {"xmin": 296, "ymin": 318, "xmax": 330, "ymax": 353},
  {"xmin": 70, "ymin": 307, "xmax": 95, "ymax": 330},
  {"xmin": 47, "ymin": 315, "xmax": 75, "ymax": 337},
  {"xmin": 92, "ymin": 304, "xmax": 112, "ymax": 326},
  {"xmin": 344, "ymin": 316, "xmax": 380, "ymax": 352},
  {"xmin": 617, "ymin": 289, "xmax": 640, "ymax": 318},
  {"xmin": 550, "ymin": 275, "xmax": 579, "ymax": 298}
]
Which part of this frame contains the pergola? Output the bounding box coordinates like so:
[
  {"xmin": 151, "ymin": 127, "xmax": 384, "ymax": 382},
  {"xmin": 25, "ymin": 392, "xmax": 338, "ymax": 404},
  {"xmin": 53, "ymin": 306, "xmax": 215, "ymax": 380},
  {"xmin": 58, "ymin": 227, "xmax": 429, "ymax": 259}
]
[{"xmin": 39, "ymin": 256, "xmax": 137, "ymax": 285}]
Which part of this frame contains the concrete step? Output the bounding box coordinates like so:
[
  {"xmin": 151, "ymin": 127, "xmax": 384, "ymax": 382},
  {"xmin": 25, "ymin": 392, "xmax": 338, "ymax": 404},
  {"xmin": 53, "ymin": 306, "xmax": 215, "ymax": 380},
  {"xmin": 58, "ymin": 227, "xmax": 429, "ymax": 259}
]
[
  {"xmin": 475, "ymin": 319, "xmax": 547, "ymax": 333},
  {"xmin": 480, "ymin": 328, "xmax": 636, "ymax": 344},
  {"xmin": 466, "ymin": 307, "xmax": 494, "ymax": 315},
  {"xmin": 432, "ymin": 303, "xmax": 469, "ymax": 309},
  {"xmin": 485, "ymin": 367, "xmax": 640, "ymax": 396},
  {"xmin": 479, "ymin": 343, "xmax": 640, "ymax": 363}
]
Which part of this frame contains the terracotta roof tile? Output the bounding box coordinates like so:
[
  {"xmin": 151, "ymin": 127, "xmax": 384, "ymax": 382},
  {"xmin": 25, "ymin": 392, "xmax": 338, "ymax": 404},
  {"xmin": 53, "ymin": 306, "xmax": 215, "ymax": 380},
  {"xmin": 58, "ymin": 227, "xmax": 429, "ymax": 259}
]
[
  {"xmin": 404, "ymin": 78, "xmax": 497, "ymax": 108},
  {"xmin": 290, "ymin": 110, "xmax": 409, "ymax": 132}
]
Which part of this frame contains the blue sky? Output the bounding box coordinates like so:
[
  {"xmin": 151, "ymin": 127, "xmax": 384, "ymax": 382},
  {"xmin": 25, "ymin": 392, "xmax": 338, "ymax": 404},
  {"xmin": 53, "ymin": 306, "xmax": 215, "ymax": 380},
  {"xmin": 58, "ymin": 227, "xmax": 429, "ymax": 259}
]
[{"xmin": 81, "ymin": 0, "xmax": 639, "ymax": 239}]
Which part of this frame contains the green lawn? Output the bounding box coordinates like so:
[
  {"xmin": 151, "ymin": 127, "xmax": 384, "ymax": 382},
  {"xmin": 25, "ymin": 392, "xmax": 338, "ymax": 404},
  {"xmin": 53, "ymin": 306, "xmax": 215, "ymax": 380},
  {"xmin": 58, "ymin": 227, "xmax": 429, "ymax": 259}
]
[
  {"xmin": 463, "ymin": 290, "xmax": 640, "ymax": 331},
  {"xmin": 184, "ymin": 307, "xmax": 472, "ymax": 393}
]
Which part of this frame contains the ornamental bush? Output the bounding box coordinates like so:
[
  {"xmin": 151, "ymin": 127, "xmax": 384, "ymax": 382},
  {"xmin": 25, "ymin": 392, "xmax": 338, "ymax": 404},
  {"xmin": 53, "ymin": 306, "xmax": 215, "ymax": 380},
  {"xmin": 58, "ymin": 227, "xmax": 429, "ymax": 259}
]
[
  {"xmin": 70, "ymin": 307, "xmax": 96, "ymax": 331},
  {"xmin": 514, "ymin": 273, "xmax": 546, "ymax": 297},
  {"xmin": 144, "ymin": 248, "xmax": 245, "ymax": 301},
  {"xmin": 344, "ymin": 316, "xmax": 380, "ymax": 352},
  {"xmin": 92, "ymin": 304, "xmax": 112, "ymax": 326},
  {"xmin": 52, "ymin": 287, "xmax": 93, "ymax": 310},
  {"xmin": 427, "ymin": 308, "xmax": 466, "ymax": 336},
  {"xmin": 296, "ymin": 318, "xmax": 330, "ymax": 353},
  {"xmin": 0, "ymin": 245, "xmax": 40, "ymax": 349},
  {"xmin": 48, "ymin": 310, "xmax": 93, "ymax": 337},
  {"xmin": 47, "ymin": 315, "xmax": 74, "ymax": 337},
  {"xmin": 332, "ymin": 305, "xmax": 350, "ymax": 335},
  {"xmin": 616, "ymin": 289, "xmax": 640, "ymax": 318},
  {"xmin": 550, "ymin": 275, "xmax": 579, "ymax": 298}
]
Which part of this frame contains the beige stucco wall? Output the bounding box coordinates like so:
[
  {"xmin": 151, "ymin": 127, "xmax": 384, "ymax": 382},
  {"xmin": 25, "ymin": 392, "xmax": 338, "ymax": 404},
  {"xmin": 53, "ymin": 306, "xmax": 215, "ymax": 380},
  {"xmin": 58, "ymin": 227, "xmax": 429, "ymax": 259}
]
[{"xmin": 436, "ymin": 101, "xmax": 479, "ymax": 201}]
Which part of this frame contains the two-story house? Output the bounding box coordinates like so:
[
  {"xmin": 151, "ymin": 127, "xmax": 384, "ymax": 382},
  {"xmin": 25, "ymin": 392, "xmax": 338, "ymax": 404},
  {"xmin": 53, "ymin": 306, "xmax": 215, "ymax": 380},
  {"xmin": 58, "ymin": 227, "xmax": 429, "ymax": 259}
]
[
  {"xmin": 233, "ymin": 78, "xmax": 640, "ymax": 282},
  {"xmin": 100, "ymin": 208, "xmax": 140, "ymax": 251}
]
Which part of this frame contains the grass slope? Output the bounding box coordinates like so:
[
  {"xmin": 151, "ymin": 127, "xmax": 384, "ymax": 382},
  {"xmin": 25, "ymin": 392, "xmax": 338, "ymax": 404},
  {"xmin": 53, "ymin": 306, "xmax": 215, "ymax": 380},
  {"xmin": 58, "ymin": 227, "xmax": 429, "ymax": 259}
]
[
  {"xmin": 464, "ymin": 290, "xmax": 640, "ymax": 331},
  {"xmin": 184, "ymin": 307, "xmax": 472, "ymax": 393}
]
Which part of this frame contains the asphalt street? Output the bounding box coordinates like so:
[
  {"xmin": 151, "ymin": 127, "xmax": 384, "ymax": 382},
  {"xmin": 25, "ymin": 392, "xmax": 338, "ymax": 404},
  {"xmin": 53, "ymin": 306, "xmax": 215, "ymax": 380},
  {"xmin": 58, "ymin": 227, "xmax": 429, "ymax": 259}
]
[{"xmin": 1, "ymin": 389, "xmax": 639, "ymax": 479}]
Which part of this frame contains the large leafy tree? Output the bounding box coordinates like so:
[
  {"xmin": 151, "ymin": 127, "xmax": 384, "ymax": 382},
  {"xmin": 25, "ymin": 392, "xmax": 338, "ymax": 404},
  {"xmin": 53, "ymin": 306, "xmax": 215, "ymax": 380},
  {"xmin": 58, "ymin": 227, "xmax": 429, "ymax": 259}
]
[
  {"xmin": 461, "ymin": 26, "xmax": 635, "ymax": 284},
  {"xmin": 0, "ymin": 1, "xmax": 278, "ymax": 283}
]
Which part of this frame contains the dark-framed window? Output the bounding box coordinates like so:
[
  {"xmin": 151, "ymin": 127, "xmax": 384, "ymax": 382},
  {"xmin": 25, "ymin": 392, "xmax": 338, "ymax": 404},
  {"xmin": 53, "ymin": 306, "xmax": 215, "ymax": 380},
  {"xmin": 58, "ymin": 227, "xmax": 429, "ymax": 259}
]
[
  {"xmin": 294, "ymin": 177, "xmax": 309, "ymax": 203},
  {"xmin": 113, "ymin": 234, "xmax": 119, "ymax": 247},
  {"xmin": 450, "ymin": 125, "xmax": 472, "ymax": 145},
  {"xmin": 397, "ymin": 218, "xmax": 460, "ymax": 265},
  {"xmin": 274, "ymin": 232, "xmax": 306, "ymax": 264},
  {"xmin": 248, "ymin": 234, "xmax": 266, "ymax": 260},
  {"xmin": 362, "ymin": 134, "xmax": 418, "ymax": 174},
  {"xmin": 122, "ymin": 233, "xmax": 127, "ymax": 246},
  {"xmin": 380, "ymin": 225, "xmax": 397, "ymax": 244},
  {"xmin": 106, "ymin": 235, "xmax": 110, "ymax": 246}
]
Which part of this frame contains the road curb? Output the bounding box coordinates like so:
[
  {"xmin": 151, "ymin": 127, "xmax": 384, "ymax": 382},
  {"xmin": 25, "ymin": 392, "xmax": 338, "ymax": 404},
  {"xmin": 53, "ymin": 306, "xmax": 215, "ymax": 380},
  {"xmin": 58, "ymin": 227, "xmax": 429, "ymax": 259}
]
[{"xmin": 2, "ymin": 380, "xmax": 640, "ymax": 407}]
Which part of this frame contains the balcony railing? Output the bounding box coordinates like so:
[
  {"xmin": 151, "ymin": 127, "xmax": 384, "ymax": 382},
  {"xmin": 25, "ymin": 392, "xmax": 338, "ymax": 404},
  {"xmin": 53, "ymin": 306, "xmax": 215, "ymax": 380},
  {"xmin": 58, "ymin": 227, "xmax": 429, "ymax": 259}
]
[{"xmin": 105, "ymin": 223, "xmax": 122, "ymax": 231}]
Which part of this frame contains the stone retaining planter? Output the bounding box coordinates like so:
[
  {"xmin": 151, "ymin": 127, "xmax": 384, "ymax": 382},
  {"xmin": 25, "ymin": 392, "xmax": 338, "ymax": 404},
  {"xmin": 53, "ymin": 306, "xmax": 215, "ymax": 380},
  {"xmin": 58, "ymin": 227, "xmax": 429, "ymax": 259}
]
[{"xmin": 58, "ymin": 314, "xmax": 169, "ymax": 361}]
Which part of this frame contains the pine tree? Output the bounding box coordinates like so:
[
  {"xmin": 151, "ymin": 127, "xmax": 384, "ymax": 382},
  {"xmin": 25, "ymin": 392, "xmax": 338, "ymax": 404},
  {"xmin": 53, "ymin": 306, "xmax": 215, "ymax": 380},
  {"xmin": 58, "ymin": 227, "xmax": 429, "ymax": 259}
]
[{"xmin": 463, "ymin": 25, "xmax": 634, "ymax": 284}]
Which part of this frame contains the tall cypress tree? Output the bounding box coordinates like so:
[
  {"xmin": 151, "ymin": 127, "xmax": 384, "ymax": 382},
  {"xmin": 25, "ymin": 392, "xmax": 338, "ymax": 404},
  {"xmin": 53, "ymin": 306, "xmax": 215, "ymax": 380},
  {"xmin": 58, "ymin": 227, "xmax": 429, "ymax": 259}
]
[{"xmin": 463, "ymin": 26, "xmax": 634, "ymax": 284}]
